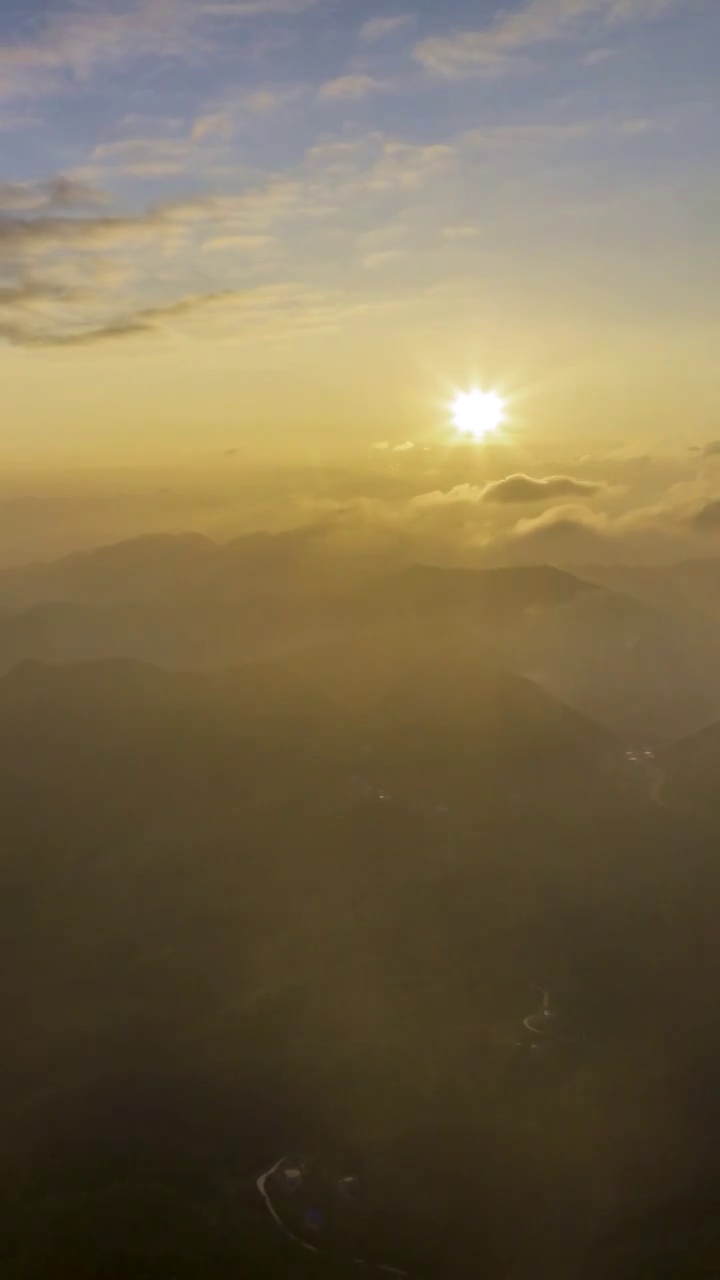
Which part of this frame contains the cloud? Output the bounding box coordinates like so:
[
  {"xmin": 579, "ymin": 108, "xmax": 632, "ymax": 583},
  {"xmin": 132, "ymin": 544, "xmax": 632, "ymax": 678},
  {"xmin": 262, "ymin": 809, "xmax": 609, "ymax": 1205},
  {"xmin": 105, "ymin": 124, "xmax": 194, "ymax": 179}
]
[
  {"xmin": 455, "ymin": 115, "xmax": 666, "ymax": 155},
  {"xmin": 0, "ymin": 170, "xmax": 306, "ymax": 272},
  {"xmin": 359, "ymin": 14, "xmax": 414, "ymax": 42},
  {"xmin": 158, "ymin": 179, "xmax": 305, "ymax": 228},
  {"xmin": 481, "ymin": 476, "xmax": 720, "ymax": 565},
  {"xmin": 0, "ymin": 0, "xmax": 323, "ymax": 103},
  {"xmin": 372, "ymin": 439, "xmax": 416, "ymax": 454},
  {"xmin": 318, "ymin": 75, "xmax": 385, "ymax": 101},
  {"xmin": 191, "ymin": 113, "xmax": 235, "ymax": 142},
  {"xmin": 197, "ymin": 0, "xmax": 321, "ymax": 12},
  {"xmin": 581, "ymin": 46, "xmax": 617, "ymax": 64},
  {"xmin": 89, "ymin": 136, "xmax": 195, "ymax": 177},
  {"xmin": 0, "ymin": 140, "xmax": 449, "ymax": 347},
  {"xmin": 480, "ymin": 474, "xmax": 603, "ymax": 504},
  {"xmin": 463, "ymin": 120, "xmax": 604, "ymax": 148},
  {"xmin": 190, "ymin": 87, "xmax": 305, "ymax": 141},
  {"xmin": 0, "ymin": 211, "xmax": 167, "ymax": 256},
  {"xmin": 305, "ymin": 131, "xmax": 457, "ymax": 194},
  {"xmin": 702, "ymin": 441, "xmax": 720, "ymax": 458},
  {"xmin": 502, "ymin": 504, "xmax": 622, "ymax": 562},
  {"xmin": 412, "ymin": 484, "xmax": 485, "ymax": 508},
  {"xmin": 688, "ymin": 500, "xmax": 720, "ymax": 535},
  {"xmin": 0, "ymin": 176, "xmax": 107, "ymax": 213},
  {"xmin": 489, "ymin": 501, "xmax": 640, "ymax": 563},
  {"xmin": 92, "ymin": 138, "xmax": 186, "ymax": 163},
  {"xmin": 366, "ymin": 140, "xmax": 455, "ymax": 189},
  {"xmin": 414, "ymin": 0, "xmax": 687, "ymax": 77},
  {"xmin": 361, "ymin": 249, "xmax": 406, "ymax": 270},
  {"xmin": 0, "ymin": 280, "xmax": 79, "ymax": 340},
  {"xmin": 0, "ymin": 287, "xmax": 243, "ymax": 348},
  {"xmin": 244, "ymin": 87, "xmax": 296, "ymax": 113},
  {"xmin": 442, "ymin": 225, "xmax": 481, "ymax": 241},
  {"xmin": 201, "ymin": 233, "xmax": 273, "ymax": 252},
  {"xmin": 2, "ymin": 281, "xmax": 369, "ymax": 349}
]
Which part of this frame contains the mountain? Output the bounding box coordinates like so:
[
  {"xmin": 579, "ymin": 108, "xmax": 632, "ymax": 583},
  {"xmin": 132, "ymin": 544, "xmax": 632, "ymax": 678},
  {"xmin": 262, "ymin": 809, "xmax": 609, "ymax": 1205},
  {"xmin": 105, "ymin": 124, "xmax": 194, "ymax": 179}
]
[
  {"xmin": 0, "ymin": 526, "xmax": 376, "ymax": 611},
  {"xmin": 579, "ymin": 558, "xmax": 720, "ymax": 623},
  {"xmin": 0, "ymin": 654, "xmax": 714, "ymax": 1277},
  {"xmin": 0, "ymin": 542, "xmax": 718, "ymax": 1272},
  {"xmin": 663, "ymin": 718, "xmax": 720, "ymax": 825},
  {"xmin": 0, "ymin": 534, "xmax": 717, "ymax": 739},
  {"xmin": 374, "ymin": 562, "xmax": 597, "ymax": 618},
  {"xmin": 0, "ymin": 533, "xmax": 597, "ymax": 615},
  {"xmin": 0, "ymin": 538, "xmax": 611, "ymax": 692},
  {"xmin": 0, "ymin": 533, "xmax": 219, "ymax": 609},
  {"xmin": 508, "ymin": 581, "xmax": 720, "ymax": 740},
  {"xmin": 285, "ymin": 625, "xmax": 618, "ymax": 813}
]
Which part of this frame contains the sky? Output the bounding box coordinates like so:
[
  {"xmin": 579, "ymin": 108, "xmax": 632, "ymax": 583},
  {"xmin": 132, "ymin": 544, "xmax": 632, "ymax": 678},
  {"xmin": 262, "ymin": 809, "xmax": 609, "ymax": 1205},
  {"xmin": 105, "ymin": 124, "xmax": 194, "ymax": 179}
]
[{"xmin": 0, "ymin": 0, "xmax": 719, "ymax": 551}]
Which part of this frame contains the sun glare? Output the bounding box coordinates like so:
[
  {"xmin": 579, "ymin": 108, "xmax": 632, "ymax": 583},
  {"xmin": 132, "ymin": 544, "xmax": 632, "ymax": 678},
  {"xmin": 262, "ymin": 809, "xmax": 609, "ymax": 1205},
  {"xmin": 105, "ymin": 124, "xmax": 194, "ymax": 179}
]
[{"xmin": 450, "ymin": 389, "xmax": 505, "ymax": 440}]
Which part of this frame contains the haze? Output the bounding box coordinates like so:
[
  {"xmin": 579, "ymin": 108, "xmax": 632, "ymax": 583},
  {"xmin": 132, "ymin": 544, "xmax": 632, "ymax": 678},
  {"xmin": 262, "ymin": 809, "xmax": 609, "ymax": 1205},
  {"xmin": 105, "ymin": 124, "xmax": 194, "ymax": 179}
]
[{"xmin": 4, "ymin": 3, "xmax": 720, "ymax": 1279}]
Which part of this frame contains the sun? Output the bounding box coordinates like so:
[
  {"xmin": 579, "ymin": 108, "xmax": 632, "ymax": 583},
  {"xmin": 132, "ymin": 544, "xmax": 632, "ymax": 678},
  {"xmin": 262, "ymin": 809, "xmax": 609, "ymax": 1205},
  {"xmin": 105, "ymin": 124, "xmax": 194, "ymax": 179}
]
[{"xmin": 450, "ymin": 388, "xmax": 505, "ymax": 439}]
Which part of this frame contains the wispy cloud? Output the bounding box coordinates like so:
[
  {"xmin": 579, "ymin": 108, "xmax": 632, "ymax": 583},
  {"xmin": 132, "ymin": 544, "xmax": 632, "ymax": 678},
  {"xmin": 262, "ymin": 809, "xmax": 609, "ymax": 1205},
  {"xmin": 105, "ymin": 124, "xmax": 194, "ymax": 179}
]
[
  {"xmin": 89, "ymin": 136, "xmax": 195, "ymax": 178},
  {"xmin": 201, "ymin": 233, "xmax": 274, "ymax": 252},
  {"xmin": 0, "ymin": 0, "xmax": 324, "ymax": 102},
  {"xmin": 441, "ymin": 225, "xmax": 481, "ymax": 241},
  {"xmin": 359, "ymin": 14, "xmax": 414, "ymax": 42},
  {"xmin": 0, "ymin": 121, "xmax": 468, "ymax": 352},
  {"xmin": 304, "ymin": 135, "xmax": 456, "ymax": 192},
  {"xmin": 0, "ymin": 209, "xmax": 167, "ymax": 255},
  {"xmin": 0, "ymin": 176, "xmax": 108, "ymax": 213},
  {"xmin": 581, "ymin": 46, "xmax": 617, "ymax": 64},
  {"xmin": 318, "ymin": 74, "xmax": 386, "ymax": 101},
  {"xmin": 372, "ymin": 439, "xmax": 415, "ymax": 451},
  {"xmin": 361, "ymin": 248, "xmax": 406, "ymax": 270},
  {"xmin": 191, "ymin": 86, "xmax": 305, "ymax": 141},
  {"xmin": 191, "ymin": 113, "xmax": 235, "ymax": 143},
  {"xmin": 80, "ymin": 85, "xmax": 307, "ymax": 178},
  {"xmin": 460, "ymin": 115, "xmax": 662, "ymax": 150},
  {"xmin": 356, "ymin": 139, "xmax": 456, "ymax": 190},
  {"xmin": 415, "ymin": 0, "xmax": 689, "ymax": 77},
  {"xmin": 0, "ymin": 281, "xmax": 357, "ymax": 348}
]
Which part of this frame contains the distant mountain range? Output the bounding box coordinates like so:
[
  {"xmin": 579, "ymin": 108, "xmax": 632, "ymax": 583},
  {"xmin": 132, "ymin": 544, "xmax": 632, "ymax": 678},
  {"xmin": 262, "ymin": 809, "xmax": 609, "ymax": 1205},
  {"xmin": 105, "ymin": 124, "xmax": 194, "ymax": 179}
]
[{"xmin": 0, "ymin": 531, "xmax": 717, "ymax": 738}]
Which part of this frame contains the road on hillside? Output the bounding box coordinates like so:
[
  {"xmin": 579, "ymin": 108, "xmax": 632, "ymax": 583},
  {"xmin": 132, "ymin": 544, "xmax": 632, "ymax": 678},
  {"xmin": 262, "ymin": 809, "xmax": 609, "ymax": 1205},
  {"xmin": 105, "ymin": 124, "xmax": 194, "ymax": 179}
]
[{"xmin": 256, "ymin": 1156, "xmax": 409, "ymax": 1277}]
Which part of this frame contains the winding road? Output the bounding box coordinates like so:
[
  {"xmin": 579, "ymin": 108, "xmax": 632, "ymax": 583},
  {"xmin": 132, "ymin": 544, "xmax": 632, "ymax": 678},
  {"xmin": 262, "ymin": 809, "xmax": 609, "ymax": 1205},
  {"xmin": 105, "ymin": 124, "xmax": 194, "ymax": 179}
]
[
  {"xmin": 257, "ymin": 1158, "xmax": 320, "ymax": 1254},
  {"xmin": 256, "ymin": 1157, "xmax": 409, "ymax": 1277}
]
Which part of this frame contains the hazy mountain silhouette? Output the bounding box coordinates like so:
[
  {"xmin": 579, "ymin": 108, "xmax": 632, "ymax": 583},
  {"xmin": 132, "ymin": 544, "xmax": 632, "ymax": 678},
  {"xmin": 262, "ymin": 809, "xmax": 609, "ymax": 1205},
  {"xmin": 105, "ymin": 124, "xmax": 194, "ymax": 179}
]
[
  {"xmin": 0, "ymin": 533, "xmax": 595, "ymax": 612},
  {"xmin": 375, "ymin": 562, "xmax": 596, "ymax": 617},
  {"xmin": 581, "ymin": 558, "xmax": 720, "ymax": 622},
  {"xmin": 510, "ymin": 581, "xmax": 720, "ymax": 739},
  {"xmin": 1, "ymin": 532, "xmax": 719, "ymax": 739}
]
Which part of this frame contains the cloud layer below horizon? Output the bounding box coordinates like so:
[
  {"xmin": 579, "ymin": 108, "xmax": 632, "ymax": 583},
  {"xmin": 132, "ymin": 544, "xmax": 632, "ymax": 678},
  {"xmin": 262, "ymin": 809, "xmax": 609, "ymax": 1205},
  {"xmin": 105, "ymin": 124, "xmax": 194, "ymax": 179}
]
[{"xmin": 4, "ymin": 434, "xmax": 720, "ymax": 571}]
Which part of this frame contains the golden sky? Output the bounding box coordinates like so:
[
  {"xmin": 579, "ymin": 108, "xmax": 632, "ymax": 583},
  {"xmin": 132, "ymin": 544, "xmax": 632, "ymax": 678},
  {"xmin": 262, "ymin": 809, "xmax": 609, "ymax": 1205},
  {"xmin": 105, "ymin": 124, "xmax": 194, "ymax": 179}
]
[{"xmin": 0, "ymin": 0, "xmax": 718, "ymax": 467}]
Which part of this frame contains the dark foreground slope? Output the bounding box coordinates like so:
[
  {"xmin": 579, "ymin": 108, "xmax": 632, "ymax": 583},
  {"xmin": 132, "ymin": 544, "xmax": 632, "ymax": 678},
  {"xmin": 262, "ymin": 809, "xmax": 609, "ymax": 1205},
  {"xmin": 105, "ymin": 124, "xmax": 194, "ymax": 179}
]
[
  {"xmin": 0, "ymin": 657, "xmax": 718, "ymax": 1276},
  {"xmin": 665, "ymin": 718, "xmax": 720, "ymax": 828}
]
